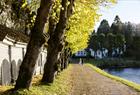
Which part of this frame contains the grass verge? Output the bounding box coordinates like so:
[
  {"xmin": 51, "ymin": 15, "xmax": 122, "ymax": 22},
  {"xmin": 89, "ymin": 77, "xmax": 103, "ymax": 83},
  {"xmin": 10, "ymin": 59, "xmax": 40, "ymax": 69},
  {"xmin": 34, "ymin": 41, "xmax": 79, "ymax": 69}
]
[
  {"xmin": 0, "ymin": 65, "xmax": 72, "ymax": 95},
  {"xmin": 86, "ymin": 63, "xmax": 140, "ymax": 91}
]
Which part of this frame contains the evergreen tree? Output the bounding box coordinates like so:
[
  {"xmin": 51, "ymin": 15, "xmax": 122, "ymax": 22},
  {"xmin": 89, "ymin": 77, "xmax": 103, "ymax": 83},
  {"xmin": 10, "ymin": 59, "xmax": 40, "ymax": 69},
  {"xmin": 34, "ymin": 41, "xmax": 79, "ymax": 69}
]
[
  {"xmin": 111, "ymin": 15, "xmax": 123, "ymax": 34},
  {"xmin": 97, "ymin": 19, "xmax": 110, "ymax": 35}
]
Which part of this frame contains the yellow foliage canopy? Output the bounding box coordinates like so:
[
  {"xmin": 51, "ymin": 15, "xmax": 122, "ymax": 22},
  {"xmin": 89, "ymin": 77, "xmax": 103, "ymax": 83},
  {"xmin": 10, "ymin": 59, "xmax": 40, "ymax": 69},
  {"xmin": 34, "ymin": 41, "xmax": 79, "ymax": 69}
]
[{"xmin": 66, "ymin": 0, "xmax": 116, "ymax": 53}]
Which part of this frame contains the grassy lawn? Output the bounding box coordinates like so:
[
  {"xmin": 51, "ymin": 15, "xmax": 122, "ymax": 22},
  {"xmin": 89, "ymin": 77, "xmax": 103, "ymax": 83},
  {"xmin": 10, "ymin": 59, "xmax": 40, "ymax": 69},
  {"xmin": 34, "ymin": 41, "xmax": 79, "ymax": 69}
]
[
  {"xmin": 86, "ymin": 63, "xmax": 140, "ymax": 91},
  {"xmin": 0, "ymin": 65, "xmax": 72, "ymax": 95}
]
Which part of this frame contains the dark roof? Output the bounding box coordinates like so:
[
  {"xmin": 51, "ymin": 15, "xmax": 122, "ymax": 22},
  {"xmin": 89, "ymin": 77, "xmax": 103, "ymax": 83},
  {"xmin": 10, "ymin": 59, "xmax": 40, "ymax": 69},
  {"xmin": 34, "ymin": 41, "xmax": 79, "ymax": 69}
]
[{"xmin": 0, "ymin": 24, "xmax": 29, "ymax": 43}]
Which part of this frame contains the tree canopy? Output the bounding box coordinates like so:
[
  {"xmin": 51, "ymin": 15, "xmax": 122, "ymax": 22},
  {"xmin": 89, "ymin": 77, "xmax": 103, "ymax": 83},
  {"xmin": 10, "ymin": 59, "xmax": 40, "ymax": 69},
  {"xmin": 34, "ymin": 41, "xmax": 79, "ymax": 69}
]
[
  {"xmin": 66, "ymin": 0, "xmax": 116, "ymax": 53},
  {"xmin": 97, "ymin": 19, "xmax": 110, "ymax": 35}
]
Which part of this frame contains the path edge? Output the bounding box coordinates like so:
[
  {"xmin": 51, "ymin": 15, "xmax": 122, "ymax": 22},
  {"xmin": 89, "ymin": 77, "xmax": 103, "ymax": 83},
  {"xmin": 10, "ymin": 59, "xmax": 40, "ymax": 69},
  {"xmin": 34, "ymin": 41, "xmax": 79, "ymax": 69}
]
[{"xmin": 86, "ymin": 63, "xmax": 140, "ymax": 92}]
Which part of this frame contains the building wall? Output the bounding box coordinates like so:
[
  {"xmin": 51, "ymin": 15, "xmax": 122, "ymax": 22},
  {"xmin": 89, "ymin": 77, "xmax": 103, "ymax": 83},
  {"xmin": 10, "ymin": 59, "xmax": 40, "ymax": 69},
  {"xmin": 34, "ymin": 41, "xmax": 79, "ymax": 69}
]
[
  {"xmin": 0, "ymin": 43, "xmax": 9, "ymax": 84},
  {"xmin": 0, "ymin": 43, "xmax": 9, "ymax": 65},
  {"xmin": 11, "ymin": 46, "xmax": 23, "ymax": 64},
  {"xmin": 0, "ymin": 41, "xmax": 47, "ymax": 85}
]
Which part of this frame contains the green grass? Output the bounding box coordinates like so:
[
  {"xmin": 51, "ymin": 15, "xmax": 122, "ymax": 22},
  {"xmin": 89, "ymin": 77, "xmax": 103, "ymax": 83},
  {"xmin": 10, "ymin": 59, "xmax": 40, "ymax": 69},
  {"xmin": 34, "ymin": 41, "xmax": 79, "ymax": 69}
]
[
  {"xmin": 86, "ymin": 63, "xmax": 140, "ymax": 91},
  {"xmin": 0, "ymin": 65, "xmax": 72, "ymax": 95}
]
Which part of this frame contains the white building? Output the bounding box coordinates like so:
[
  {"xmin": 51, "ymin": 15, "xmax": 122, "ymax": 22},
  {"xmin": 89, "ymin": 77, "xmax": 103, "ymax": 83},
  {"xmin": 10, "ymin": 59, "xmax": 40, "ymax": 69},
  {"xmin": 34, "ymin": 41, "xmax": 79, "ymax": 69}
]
[
  {"xmin": 75, "ymin": 50, "xmax": 87, "ymax": 57},
  {"xmin": 74, "ymin": 48, "xmax": 108, "ymax": 59}
]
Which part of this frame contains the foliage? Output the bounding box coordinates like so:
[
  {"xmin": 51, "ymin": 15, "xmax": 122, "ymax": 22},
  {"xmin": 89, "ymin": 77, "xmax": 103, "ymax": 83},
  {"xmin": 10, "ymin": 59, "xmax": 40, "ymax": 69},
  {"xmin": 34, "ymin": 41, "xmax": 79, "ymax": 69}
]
[
  {"xmin": 131, "ymin": 37, "xmax": 140, "ymax": 60},
  {"xmin": 28, "ymin": 0, "xmax": 41, "ymax": 12},
  {"xmin": 65, "ymin": 0, "xmax": 97, "ymax": 53},
  {"xmin": 114, "ymin": 34, "xmax": 125, "ymax": 52},
  {"xmin": 111, "ymin": 15, "xmax": 123, "ymax": 34},
  {"xmin": 97, "ymin": 19, "xmax": 110, "ymax": 35},
  {"xmin": 66, "ymin": 0, "xmax": 116, "ymax": 53},
  {"xmin": 0, "ymin": 0, "xmax": 38, "ymax": 32},
  {"xmin": 98, "ymin": 33, "xmax": 105, "ymax": 49},
  {"xmin": 123, "ymin": 22, "xmax": 140, "ymax": 59},
  {"xmin": 123, "ymin": 22, "xmax": 134, "ymax": 46},
  {"xmin": 89, "ymin": 33, "xmax": 99, "ymax": 51},
  {"xmin": 106, "ymin": 33, "xmax": 115, "ymax": 56},
  {"xmin": 12, "ymin": 0, "xmax": 37, "ymax": 32}
]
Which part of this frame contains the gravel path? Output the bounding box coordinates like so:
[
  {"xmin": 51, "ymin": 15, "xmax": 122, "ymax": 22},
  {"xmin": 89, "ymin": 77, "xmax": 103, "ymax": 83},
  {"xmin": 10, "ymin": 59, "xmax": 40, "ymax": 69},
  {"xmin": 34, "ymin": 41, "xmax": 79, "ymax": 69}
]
[{"xmin": 70, "ymin": 64, "xmax": 140, "ymax": 95}]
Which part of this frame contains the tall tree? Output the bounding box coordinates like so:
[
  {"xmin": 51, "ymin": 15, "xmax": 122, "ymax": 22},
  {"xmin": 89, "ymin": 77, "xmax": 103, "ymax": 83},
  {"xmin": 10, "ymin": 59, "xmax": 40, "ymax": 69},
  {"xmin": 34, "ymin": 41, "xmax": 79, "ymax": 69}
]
[
  {"xmin": 105, "ymin": 33, "xmax": 115, "ymax": 57},
  {"xmin": 41, "ymin": 0, "xmax": 74, "ymax": 83},
  {"xmin": 98, "ymin": 33, "xmax": 105, "ymax": 56},
  {"xmin": 124, "ymin": 22, "xmax": 134, "ymax": 47},
  {"xmin": 97, "ymin": 19, "xmax": 110, "ymax": 35},
  {"xmin": 14, "ymin": 0, "xmax": 55, "ymax": 90},
  {"xmin": 111, "ymin": 15, "xmax": 123, "ymax": 34},
  {"xmin": 89, "ymin": 34, "xmax": 99, "ymax": 58},
  {"xmin": 114, "ymin": 34, "xmax": 125, "ymax": 56},
  {"xmin": 123, "ymin": 22, "xmax": 134, "ymax": 57},
  {"xmin": 132, "ymin": 36, "xmax": 140, "ymax": 60}
]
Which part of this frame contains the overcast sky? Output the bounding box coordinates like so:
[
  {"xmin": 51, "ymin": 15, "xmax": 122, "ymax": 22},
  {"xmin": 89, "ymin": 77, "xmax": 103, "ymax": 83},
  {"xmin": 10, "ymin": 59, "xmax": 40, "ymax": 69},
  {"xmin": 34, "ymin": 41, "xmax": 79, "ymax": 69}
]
[{"xmin": 94, "ymin": 0, "xmax": 140, "ymax": 31}]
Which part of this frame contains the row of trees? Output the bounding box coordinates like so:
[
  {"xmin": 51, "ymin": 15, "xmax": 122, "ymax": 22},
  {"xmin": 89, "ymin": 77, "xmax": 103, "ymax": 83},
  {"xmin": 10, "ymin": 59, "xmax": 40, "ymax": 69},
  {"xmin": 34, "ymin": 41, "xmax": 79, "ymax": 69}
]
[
  {"xmin": 88, "ymin": 15, "xmax": 140, "ymax": 59},
  {"xmin": 123, "ymin": 22, "xmax": 140, "ymax": 60},
  {"xmin": 0, "ymin": 0, "xmax": 116, "ymax": 90}
]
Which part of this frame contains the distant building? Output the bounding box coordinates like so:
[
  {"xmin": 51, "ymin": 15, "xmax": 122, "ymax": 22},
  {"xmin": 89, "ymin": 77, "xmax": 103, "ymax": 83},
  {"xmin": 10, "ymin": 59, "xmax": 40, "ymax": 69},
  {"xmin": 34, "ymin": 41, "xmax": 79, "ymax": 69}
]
[
  {"xmin": 74, "ymin": 48, "xmax": 108, "ymax": 59},
  {"xmin": 74, "ymin": 49, "xmax": 87, "ymax": 57}
]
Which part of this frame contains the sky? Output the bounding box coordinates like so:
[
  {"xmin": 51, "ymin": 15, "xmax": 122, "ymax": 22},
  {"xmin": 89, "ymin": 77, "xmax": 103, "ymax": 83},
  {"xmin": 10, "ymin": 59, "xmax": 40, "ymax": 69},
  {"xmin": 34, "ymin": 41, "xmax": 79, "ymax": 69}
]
[{"xmin": 94, "ymin": 0, "xmax": 140, "ymax": 31}]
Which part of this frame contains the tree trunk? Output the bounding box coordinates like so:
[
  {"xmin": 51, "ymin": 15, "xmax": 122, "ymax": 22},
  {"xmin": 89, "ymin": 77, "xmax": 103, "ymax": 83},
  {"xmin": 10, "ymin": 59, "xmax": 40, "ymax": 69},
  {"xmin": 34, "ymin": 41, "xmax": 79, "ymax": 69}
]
[
  {"xmin": 42, "ymin": 45, "xmax": 60, "ymax": 83},
  {"xmin": 63, "ymin": 48, "xmax": 70, "ymax": 68},
  {"xmin": 60, "ymin": 51, "xmax": 64, "ymax": 71},
  {"xmin": 42, "ymin": 0, "xmax": 74, "ymax": 83},
  {"xmin": 57, "ymin": 44, "xmax": 70, "ymax": 71},
  {"xmin": 14, "ymin": 0, "xmax": 55, "ymax": 90},
  {"xmin": 41, "ymin": 25, "xmax": 66, "ymax": 83},
  {"xmin": 64, "ymin": 52, "xmax": 68, "ymax": 68}
]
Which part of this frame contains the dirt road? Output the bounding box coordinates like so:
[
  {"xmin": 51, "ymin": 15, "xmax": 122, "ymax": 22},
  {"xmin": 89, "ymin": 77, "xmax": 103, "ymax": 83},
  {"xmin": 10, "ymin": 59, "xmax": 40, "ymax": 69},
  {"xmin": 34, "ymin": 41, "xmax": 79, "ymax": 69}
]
[{"xmin": 70, "ymin": 64, "xmax": 140, "ymax": 95}]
